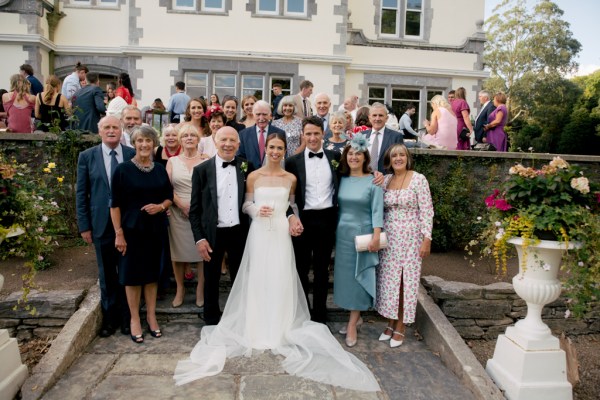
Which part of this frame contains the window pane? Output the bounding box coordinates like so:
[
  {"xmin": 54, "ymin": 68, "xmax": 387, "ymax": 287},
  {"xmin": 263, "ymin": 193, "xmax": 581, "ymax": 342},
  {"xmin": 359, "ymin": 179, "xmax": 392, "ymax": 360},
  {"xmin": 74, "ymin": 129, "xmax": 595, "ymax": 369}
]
[
  {"xmin": 383, "ymin": 0, "xmax": 398, "ymax": 8},
  {"xmin": 405, "ymin": 11, "xmax": 421, "ymax": 36},
  {"xmin": 215, "ymin": 74, "xmax": 235, "ymax": 88},
  {"xmin": 369, "ymin": 87, "xmax": 385, "ymax": 100},
  {"xmin": 287, "ymin": 0, "xmax": 304, "ymax": 13},
  {"xmin": 176, "ymin": 0, "xmax": 194, "ymax": 8},
  {"xmin": 188, "ymin": 87, "xmax": 208, "ymax": 99},
  {"xmin": 392, "ymin": 101, "xmax": 419, "ymax": 127},
  {"xmin": 270, "ymin": 78, "xmax": 292, "ymax": 101},
  {"xmin": 186, "ymin": 73, "xmax": 207, "ymax": 87},
  {"xmin": 204, "ymin": 0, "xmax": 222, "ymax": 8},
  {"xmin": 258, "ymin": 0, "xmax": 276, "ymax": 12},
  {"xmin": 407, "ymin": 0, "xmax": 421, "ymax": 10},
  {"xmin": 242, "ymin": 75, "xmax": 264, "ymax": 101},
  {"xmin": 381, "ymin": 9, "xmax": 397, "ymax": 35},
  {"xmin": 100, "ymin": 0, "xmax": 117, "ymax": 3},
  {"xmin": 392, "ymin": 89, "xmax": 419, "ymax": 100}
]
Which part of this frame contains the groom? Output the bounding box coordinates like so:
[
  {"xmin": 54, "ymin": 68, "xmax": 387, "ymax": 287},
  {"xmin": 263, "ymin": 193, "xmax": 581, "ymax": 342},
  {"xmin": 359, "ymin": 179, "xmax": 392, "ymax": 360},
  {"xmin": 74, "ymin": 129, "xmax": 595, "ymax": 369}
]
[
  {"xmin": 285, "ymin": 116, "xmax": 341, "ymax": 323},
  {"xmin": 189, "ymin": 126, "xmax": 253, "ymax": 325}
]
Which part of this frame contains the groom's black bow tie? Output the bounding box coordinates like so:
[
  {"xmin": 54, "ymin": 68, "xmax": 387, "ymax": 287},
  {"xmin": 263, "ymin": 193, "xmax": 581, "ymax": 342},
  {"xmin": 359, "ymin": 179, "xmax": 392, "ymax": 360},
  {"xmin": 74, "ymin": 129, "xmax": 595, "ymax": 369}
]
[
  {"xmin": 309, "ymin": 152, "xmax": 324, "ymax": 159},
  {"xmin": 222, "ymin": 159, "xmax": 236, "ymax": 168}
]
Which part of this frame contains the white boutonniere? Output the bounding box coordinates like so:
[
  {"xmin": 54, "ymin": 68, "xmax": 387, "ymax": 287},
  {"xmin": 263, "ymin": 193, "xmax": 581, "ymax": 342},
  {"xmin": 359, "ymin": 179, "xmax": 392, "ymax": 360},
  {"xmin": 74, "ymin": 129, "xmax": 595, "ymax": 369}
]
[
  {"xmin": 240, "ymin": 161, "xmax": 248, "ymax": 173},
  {"xmin": 330, "ymin": 159, "xmax": 339, "ymax": 170}
]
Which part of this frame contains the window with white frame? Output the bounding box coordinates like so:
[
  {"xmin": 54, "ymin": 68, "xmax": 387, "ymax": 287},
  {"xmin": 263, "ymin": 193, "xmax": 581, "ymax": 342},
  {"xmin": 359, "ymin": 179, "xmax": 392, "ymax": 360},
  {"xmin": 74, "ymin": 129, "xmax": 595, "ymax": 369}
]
[
  {"xmin": 269, "ymin": 77, "xmax": 292, "ymax": 102},
  {"xmin": 380, "ymin": 0, "xmax": 423, "ymax": 38},
  {"xmin": 368, "ymin": 87, "xmax": 386, "ymax": 105},
  {"xmin": 214, "ymin": 74, "xmax": 237, "ymax": 98},
  {"xmin": 242, "ymin": 75, "xmax": 265, "ymax": 100},
  {"xmin": 392, "ymin": 88, "xmax": 420, "ymax": 125},
  {"xmin": 256, "ymin": 0, "xmax": 307, "ymax": 17},
  {"xmin": 185, "ymin": 72, "xmax": 208, "ymax": 99},
  {"xmin": 70, "ymin": 0, "xmax": 118, "ymax": 6},
  {"xmin": 173, "ymin": 0, "xmax": 224, "ymax": 12},
  {"xmin": 174, "ymin": 0, "xmax": 195, "ymax": 10}
]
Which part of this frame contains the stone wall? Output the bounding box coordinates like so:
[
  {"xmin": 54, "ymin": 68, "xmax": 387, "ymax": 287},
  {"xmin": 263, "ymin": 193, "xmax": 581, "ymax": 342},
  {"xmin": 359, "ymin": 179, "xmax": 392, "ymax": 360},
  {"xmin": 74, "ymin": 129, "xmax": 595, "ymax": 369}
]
[
  {"xmin": 0, "ymin": 290, "xmax": 85, "ymax": 342},
  {"xmin": 421, "ymin": 276, "xmax": 600, "ymax": 340}
]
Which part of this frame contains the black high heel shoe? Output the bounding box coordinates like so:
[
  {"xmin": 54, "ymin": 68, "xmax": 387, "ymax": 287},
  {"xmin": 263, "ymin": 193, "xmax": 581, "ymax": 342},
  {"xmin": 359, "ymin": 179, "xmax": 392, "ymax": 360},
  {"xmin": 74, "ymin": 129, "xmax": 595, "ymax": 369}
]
[
  {"xmin": 147, "ymin": 321, "xmax": 162, "ymax": 338},
  {"xmin": 130, "ymin": 333, "xmax": 144, "ymax": 344}
]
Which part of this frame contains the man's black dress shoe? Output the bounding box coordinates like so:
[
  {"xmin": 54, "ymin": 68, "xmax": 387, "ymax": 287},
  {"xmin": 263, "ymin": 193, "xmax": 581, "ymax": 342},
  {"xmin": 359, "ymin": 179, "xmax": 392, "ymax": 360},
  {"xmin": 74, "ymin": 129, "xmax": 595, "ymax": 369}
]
[
  {"xmin": 120, "ymin": 325, "xmax": 131, "ymax": 335},
  {"xmin": 99, "ymin": 325, "xmax": 116, "ymax": 337}
]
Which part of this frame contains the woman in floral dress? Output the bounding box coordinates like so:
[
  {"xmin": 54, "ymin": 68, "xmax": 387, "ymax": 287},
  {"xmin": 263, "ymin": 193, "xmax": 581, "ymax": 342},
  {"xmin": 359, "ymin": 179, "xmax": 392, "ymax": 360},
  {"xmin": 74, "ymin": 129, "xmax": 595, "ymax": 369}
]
[{"xmin": 375, "ymin": 144, "xmax": 433, "ymax": 348}]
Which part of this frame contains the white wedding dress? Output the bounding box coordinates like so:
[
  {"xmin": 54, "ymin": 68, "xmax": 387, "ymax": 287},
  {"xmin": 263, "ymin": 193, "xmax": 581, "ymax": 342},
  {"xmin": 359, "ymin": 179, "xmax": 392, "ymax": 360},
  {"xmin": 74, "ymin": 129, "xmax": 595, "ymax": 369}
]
[{"xmin": 174, "ymin": 177, "xmax": 380, "ymax": 392}]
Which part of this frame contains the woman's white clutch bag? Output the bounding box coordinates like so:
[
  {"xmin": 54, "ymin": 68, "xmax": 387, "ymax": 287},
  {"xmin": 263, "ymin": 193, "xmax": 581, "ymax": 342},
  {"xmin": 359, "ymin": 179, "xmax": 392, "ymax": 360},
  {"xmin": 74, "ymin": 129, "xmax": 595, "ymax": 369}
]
[{"xmin": 354, "ymin": 232, "xmax": 388, "ymax": 252}]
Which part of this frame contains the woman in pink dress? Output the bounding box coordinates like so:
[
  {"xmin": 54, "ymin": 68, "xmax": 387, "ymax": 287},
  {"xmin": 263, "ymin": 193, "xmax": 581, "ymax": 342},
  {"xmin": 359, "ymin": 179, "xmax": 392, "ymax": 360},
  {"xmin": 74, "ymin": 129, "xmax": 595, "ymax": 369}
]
[
  {"xmin": 422, "ymin": 95, "xmax": 457, "ymax": 149},
  {"xmin": 2, "ymin": 74, "xmax": 36, "ymax": 133},
  {"xmin": 484, "ymin": 92, "xmax": 508, "ymax": 152},
  {"xmin": 376, "ymin": 144, "xmax": 434, "ymax": 348},
  {"xmin": 451, "ymin": 87, "xmax": 474, "ymax": 150}
]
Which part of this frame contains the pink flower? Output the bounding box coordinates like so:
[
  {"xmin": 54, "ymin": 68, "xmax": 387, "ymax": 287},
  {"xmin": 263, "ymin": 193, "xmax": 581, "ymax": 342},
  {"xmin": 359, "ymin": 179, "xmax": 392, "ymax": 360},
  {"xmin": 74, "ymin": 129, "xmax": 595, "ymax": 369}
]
[
  {"xmin": 485, "ymin": 189, "xmax": 500, "ymax": 208},
  {"xmin": 494, "ymin": 199, "xmax": 512, "ymax": 211}
]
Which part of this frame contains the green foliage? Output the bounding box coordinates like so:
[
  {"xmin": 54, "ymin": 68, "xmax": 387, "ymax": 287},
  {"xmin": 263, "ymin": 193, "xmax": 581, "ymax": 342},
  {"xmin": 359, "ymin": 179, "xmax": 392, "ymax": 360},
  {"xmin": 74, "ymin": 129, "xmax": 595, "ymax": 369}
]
[
  {"xmin": 413, "ymin": 155, "xmax": 488, "ymax": 252},
  {"xmin": 557, "ymin": 109, "xmax": 600, "ymax": 155}
]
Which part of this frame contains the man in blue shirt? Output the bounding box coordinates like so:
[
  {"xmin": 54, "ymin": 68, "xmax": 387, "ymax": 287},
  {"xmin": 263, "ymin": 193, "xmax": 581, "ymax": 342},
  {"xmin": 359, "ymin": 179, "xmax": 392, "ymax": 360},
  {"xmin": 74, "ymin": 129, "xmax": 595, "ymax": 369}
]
[{"xmin": 167, "ymin": 81, "xmax": 191, "ymax": 123}]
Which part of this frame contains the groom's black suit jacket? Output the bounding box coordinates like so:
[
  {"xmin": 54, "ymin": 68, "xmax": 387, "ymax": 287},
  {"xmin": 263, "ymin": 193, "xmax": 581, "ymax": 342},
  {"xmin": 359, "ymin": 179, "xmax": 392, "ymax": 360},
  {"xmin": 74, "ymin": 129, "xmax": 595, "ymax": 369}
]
[
  {"xmin": 189, "ymin": 156, "xmax": 252, "ymax": 247},
  {"xmin": 284, "ymin": 149, "xmax": 341, "ymax": 215}
]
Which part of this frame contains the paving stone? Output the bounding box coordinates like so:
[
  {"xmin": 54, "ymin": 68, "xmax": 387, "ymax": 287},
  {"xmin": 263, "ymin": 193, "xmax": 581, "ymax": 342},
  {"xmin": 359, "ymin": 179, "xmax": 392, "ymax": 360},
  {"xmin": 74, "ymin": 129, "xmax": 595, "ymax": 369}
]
[
  {"xmin": 420, "ymin": 275, "xmax": 445, "ymax": 290},
  {"xmin": 91, "ymin": 374, "xmax": 236, "ymax": 400},
  {"xmin": 222, "ymin": 351, "xmax": 285, "ymax": 375},
  {"xmin": 0, "ymin": 290, "xmax": 84, "ymax": 318},
  {"xmin": 454, "ymin": 325, "xmax": 485, "ymax": 339},
  {"xmin": 111, "ymin": 353, "xmax": 186, "ymax": 376},
  {"xmin": 33, "ymin": 326, "xmax": 62, "ymax": 339},
  {"xmin": 42, "ymin": 354, "xmax": 118, "ymax": 400},
  {"xmin": 332, "ymin": 387, "xmax": 381, "ymax": 400},
  {"xmin": 475, "ymin": 317, "xmax": 514, "ymax": 327},
  {"xmin": 240, "ymin": 375, "xmax": 333, "ymax": 400},
  {"xmin": 25, "ymin": 318, "xmax": 68, "ymax": 327},
  {"xmin": 364, "ymin": 351, "xmax": 476, "ymax": 400}
]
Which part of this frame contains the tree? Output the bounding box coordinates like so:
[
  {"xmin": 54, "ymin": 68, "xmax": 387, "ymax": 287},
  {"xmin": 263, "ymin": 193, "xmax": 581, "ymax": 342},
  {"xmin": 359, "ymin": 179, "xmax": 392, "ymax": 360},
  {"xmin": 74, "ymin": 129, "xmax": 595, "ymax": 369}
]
[{"xmin": 484, "ymin": 0, "xmax": 581, "ymax": 122}]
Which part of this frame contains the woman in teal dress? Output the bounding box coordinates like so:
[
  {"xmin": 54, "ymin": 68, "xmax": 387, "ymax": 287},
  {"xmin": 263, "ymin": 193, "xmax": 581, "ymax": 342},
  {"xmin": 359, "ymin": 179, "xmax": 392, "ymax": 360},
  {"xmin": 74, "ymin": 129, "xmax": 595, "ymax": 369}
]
[{"xmin": 333, "ymin": 133, "xmax": 384, "ymax": 347}]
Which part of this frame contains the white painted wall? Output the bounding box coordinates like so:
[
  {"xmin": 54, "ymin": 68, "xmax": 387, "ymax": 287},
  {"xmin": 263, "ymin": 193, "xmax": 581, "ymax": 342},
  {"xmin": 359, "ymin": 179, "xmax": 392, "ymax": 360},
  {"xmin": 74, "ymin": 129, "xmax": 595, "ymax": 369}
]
[
  {"xmin": 0, "ymin": 12, "xmax": 28, "ymax": 35},
  {"xmin": 53, "ymin": 4, "xmax": 128, "ymax": 46},
  {"xmin": 136, "ymin": 56, "xmax": 179, "ymax": 108},
  {"xmin": 298, "ymin": 63, "xmax": 341, "ymax": 107},
  {"xmin": 0, "ymin": 45, "xmax": 29, "ymax": 86}
]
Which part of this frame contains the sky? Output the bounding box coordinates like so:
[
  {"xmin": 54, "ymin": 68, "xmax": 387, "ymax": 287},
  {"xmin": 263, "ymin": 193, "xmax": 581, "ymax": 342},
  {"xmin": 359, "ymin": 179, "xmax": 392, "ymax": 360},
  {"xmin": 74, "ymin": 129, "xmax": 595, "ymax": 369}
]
[{"xmin": 484, "ymin": 0, "xmax": 600, "ymax": 77}]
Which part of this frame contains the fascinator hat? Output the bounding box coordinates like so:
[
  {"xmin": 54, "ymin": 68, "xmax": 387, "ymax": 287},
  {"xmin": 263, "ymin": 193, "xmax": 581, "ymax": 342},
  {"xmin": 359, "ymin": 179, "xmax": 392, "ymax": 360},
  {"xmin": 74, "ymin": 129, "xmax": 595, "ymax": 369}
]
[{"xmin": 349, "ymin": 132, "xmax": 369, "ymax": 152}]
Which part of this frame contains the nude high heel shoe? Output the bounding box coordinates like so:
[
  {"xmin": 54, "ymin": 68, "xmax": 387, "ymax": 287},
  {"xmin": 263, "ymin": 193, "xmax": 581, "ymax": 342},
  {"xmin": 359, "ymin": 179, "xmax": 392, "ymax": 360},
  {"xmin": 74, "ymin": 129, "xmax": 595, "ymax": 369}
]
[
  {"xmin": 345, "ymin": 320, "xmax": 363, "ymax": 348},
  {"xmin": 339, "ymin": 317, "xmax": 363, "ymax": 335}
]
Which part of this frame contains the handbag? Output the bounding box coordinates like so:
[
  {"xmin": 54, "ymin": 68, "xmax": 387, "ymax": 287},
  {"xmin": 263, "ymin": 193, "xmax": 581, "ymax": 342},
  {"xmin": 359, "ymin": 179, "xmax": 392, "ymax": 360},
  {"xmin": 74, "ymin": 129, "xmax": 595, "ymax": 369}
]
[
  {"xmin": 355, "ymin": 232, "xmax": 388, "ymax": 252},
  {"xmin": 459, "ymin": 127, "xmax": 470, "ymax": 142},
  {"xmin": 472, "ymin": 142, "xmax": 496, "ymax": 151}
]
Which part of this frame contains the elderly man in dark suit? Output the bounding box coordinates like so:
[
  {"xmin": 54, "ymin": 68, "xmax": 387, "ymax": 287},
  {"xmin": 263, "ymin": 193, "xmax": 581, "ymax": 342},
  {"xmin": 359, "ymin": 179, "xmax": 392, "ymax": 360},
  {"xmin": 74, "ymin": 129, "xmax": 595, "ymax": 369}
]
[
  {"xmin": 73, "ymin": 72, "xmax": 106, "ymax": 133},
  {"xmin": 474, "ymin": 90, "xmax": 496, "ymax": 144},
  {"xmin": 76, "ymin": 115, "xmax": 135, "ymax": 336},
  {"xmin": 189, "ymin": 126, "xmax": 255, "ymax": 325},
  {"xmin": 365, "ymin": 102, "xmax": 404, "ymax": 173},
  {"xmin": 237, "ymin": 100, "xmax": 285, "ymax": 168}
]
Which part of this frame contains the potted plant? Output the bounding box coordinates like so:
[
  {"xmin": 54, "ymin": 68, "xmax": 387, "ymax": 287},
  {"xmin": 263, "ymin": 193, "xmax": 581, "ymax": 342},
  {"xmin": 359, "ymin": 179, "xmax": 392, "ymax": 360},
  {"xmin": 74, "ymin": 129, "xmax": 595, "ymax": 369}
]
[
  {"xmin": 477, "ymin": 157, "xmax": 599, "ymax": 398},
  {"xmin": 473, "ymin": 156, "xmax": 599, "ymax": 319}
]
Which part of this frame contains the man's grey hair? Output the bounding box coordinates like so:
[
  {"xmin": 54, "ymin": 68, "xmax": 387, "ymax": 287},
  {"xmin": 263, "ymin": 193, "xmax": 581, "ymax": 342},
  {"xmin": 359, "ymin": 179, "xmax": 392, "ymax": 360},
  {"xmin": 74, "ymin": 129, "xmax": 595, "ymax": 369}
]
[
  {"xmin": 121, "ymin": 105, "xmax": 142, "ymax": 119},
  {"xmin": 369, "ymin": 102, "xmax": 388, "ymax": 115},
  {"xmin": 252, "ymin": 100, "xmax": 271, "ymax": 114},
  {"xmin": 478, "ymin": 90, "xmax": 490, "ymax": 100}
]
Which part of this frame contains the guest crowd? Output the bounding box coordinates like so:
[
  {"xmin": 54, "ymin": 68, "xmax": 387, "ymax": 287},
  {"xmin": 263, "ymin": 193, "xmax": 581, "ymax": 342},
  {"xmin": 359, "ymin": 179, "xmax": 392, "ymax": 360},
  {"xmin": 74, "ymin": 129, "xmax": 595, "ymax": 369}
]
[{"xmin": 5, "ymin": 61, "xmax": 513, "ymax": 348}]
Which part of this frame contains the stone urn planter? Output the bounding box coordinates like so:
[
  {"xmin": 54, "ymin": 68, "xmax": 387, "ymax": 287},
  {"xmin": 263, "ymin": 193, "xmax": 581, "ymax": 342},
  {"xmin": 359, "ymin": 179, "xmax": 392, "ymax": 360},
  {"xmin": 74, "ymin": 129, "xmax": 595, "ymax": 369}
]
[
  {"xmin": 0, "ymin": 226, "xmax": 29, "ymax": 400},
  {"xmin": 486, "ymin": 237, "xmax": 578, "ymax": 400}
]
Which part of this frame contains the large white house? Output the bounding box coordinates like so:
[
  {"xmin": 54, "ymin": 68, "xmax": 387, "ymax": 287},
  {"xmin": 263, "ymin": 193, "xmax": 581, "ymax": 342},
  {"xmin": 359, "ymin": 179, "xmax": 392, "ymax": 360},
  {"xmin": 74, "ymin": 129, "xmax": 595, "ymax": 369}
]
[{"xmin": 0, "ymin": 0, "xmax": 487, "ymax": 123}]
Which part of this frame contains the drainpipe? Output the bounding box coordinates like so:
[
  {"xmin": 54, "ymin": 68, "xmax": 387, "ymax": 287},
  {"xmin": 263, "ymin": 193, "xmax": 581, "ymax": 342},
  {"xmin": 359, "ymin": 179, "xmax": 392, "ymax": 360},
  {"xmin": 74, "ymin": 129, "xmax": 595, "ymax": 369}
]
[{"xmin": 46, "ymin": 0, "xmax": 66, "ymax": 74}]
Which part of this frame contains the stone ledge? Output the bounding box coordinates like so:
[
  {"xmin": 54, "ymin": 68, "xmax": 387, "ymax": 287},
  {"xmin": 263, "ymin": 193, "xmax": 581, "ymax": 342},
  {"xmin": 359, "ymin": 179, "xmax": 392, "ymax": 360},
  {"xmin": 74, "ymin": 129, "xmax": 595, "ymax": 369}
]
[
  {"xmin": 20, "ymin": 284, "xmax": 101, "ymax": 400},
  {"xmin": 415, "ymin": 285, "xmax": 504, "ymax": 399},
  {"xmin": 0, "ymin": 290, "xmax": 85, "ymax": 319}
]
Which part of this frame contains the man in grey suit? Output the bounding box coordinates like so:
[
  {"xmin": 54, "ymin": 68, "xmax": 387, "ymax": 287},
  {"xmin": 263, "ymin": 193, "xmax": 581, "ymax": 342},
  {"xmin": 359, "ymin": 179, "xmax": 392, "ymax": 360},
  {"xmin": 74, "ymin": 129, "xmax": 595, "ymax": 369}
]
[
  {"xmin": 73, "ymin": 72, "xmax": 106, "ymax": 133},
  {"xmin": 76, "ymin": 116, "xmax": 135, "ymax": 337},
  {"xmin": 474, "ymin": 90, "xmax": 496, "ymax": 144},
  {"xmin": 365, "ymin": 102, "xmax": 404, "ymax": 173}
]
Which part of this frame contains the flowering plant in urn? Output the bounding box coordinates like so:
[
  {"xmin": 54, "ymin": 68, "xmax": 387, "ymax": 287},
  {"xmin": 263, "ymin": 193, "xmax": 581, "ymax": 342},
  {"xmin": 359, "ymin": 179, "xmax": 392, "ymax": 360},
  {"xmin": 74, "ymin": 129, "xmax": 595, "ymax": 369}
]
[{"xmin": 472, "ymin": 157, "xmax": 600, "ymax": 316}]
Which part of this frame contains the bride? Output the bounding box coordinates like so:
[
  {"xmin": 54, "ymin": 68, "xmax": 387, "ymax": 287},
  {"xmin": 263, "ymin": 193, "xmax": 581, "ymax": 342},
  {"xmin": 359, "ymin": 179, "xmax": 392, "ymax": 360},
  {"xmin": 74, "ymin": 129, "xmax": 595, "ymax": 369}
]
[{"xmin": 174, "ymin": 132, "xmax": 380, "ymax": 392}]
